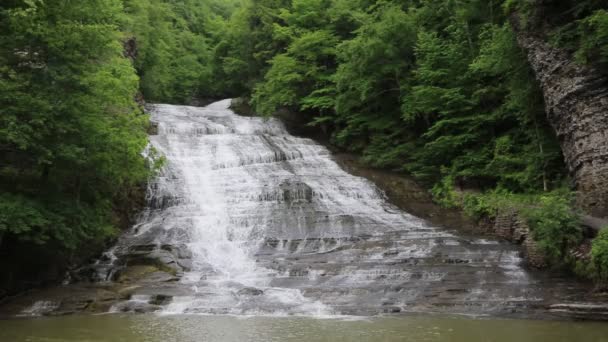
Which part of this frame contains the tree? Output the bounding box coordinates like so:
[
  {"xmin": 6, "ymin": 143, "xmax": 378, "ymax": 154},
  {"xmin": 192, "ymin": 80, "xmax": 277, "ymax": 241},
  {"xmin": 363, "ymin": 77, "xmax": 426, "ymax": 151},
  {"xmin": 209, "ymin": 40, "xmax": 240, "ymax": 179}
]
[{"xmin": 1, "ymin": 0, "xmax": 149, "ymax": 249}]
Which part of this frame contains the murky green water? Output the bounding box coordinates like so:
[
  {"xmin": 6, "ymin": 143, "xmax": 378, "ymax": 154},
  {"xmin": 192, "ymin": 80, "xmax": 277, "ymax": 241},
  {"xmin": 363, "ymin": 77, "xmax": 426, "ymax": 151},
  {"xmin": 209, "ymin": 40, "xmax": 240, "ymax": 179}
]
[{"xmin": 1, "ymin": 314, "xmax": 607, "ymax": 342}]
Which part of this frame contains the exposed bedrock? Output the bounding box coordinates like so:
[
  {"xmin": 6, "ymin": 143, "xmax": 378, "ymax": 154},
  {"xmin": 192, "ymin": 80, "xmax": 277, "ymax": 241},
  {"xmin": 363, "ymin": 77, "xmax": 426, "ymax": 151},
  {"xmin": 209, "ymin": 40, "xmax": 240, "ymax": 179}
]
[{"xmin": 511, "ymin": 12, "xmax": 608, "ymax": 218}]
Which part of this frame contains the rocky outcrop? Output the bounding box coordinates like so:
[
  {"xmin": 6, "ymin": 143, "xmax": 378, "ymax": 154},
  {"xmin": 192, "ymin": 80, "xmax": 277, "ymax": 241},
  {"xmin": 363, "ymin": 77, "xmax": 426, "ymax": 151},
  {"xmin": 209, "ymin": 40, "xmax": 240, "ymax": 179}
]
[
  {"xmin": 492, "ymin": 208, "xmax": 605, "ymax": 268},
  {"xmin": 493, "ymin": 209, "xmax": 548, "ymax": 268},
  {"xmin": 122, "ymin": 37, "xmax": 145, "ymax": 107},
  {"xmin": 582, "ymin": 215, "xmax": 608, "ymax": 233},
  {"xmin": 549, "ymin": 303, "xmax": 608, "ymax": 321},
  {"xmin": 123, "ymin": 37, "xmax": 138, "ymax": 62},
  {"xmin": 511, "ymin": 11, "xmax": 608, "ymax": 218}
]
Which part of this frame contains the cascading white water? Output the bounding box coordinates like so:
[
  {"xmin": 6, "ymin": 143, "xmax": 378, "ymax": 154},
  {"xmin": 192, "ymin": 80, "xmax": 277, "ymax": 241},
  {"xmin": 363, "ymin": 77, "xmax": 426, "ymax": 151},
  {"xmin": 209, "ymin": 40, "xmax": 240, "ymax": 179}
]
[
  {"xmin": 5, "ymin": 99, "xmax": 604, "ymax": 320},
  {"xmin": 102, "ymin": 99, "xmax": 569, "ymax": 317},
  {"xmin": 143, "ymin": 99, "xmax": 350, "ymax": 315}
]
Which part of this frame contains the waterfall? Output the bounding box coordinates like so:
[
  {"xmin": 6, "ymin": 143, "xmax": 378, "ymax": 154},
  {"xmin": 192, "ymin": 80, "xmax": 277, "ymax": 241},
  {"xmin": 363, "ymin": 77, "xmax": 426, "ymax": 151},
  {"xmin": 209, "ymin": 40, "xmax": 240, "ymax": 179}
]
[{"xmin": 101, "ymin": 99, "xmax": 555, "ymax": 316}]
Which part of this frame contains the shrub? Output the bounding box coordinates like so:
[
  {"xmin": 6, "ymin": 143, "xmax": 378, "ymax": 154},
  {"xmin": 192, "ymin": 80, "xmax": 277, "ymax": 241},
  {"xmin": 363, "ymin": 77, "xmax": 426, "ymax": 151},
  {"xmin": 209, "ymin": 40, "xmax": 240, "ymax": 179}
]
[
  {"xmin": 461, "ymin": 190, "xmax": 523, "ymax": 221},
  {"xmin": 523, "ymin": 194, "xmax": 582, "ymax": 261},
  {"xmin": 591, "ymin": 229, "xmax": 608, "ymax": 283},
  {"xmin": 576, "ymin": 10, "xmax": 608, "ymax": 71},
  {"xmin": 430, "ymin": 175, "xmax": 460, "ymax": 209}
]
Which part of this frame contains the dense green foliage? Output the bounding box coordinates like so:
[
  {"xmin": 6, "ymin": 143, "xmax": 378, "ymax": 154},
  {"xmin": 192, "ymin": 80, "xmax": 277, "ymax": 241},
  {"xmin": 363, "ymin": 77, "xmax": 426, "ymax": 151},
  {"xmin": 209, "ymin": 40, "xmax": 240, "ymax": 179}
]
[
  {"xmin": 215, "ymin": 0, "xmax": 567, "ymax": 195},
  {"xmin": 1, "ymin": 0, "xmax": 150, "ymax": 250},
  {"xmin": 522, "ymin": 194, "xmax": 582, "ymax": 262},
  {"xmin": 0, "ymin": 0, "xmax": 240, "ymax": 256},
  {"xmin": 575, "ymin": 9, "xmax": 608, "ymax": 71},
  {"xmin": 2, "ymin": 0, "xmax": 607, "ymax": 288},
  {"xmin": 449, "ymin": 188, "xmax": 582, "ymax": 265},
  {"xmin": 591, "ymin": 229, "xmax": 608, "ymax": 283},
  {"xmin": 121, "ymin": 0, "xmax": 241, "ymax": 102},
  {"xmin": 509, "ymin": 0, "xmax": 608, "ymax": 74},
  {"xmin": 0, "ymin": 0, "xmax": 247, "ymax": 296}
]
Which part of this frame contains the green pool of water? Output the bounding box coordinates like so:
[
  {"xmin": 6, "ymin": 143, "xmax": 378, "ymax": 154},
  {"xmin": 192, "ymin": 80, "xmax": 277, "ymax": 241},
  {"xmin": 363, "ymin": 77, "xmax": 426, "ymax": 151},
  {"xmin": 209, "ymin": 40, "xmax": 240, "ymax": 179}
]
[{"xmin": 1, "ymin": 314, "xmax": 607, "ymax": 342}]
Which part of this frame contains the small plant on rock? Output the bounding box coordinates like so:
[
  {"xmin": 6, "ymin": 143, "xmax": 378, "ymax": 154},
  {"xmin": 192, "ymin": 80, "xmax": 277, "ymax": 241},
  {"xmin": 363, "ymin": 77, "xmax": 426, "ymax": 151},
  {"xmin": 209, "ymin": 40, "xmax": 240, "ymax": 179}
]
[{"xmin": 591, "ymin": 229, "xmax": 608, "ymax": 284}]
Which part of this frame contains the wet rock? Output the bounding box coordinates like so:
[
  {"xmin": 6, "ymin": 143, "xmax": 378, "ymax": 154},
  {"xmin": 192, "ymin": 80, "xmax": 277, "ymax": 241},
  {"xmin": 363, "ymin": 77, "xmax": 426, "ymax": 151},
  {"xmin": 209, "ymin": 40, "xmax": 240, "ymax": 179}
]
[
  {"xmin": 237, "ymin": 287, "xmax": 264, "ymax": 296},
  {"xmin": 549, "ymin": 303, "xmax": 608, "ymax": 321},
  {"xmin": 86, "ymin": 300, "xmax": 116, "ymax": 313},
  {"xmin": 111, "ymin": 242, "xmax": 192, "ymax": 277},
  {"xmin": 148, "ymin": 121, "xmax": 159, "ymax": 135},
  {"xmin": 162, "ymin": 244, "xmax": 192, "ymax": 259},
  {"xmin": 279, "ymin": 180, "xmax": 314, "ymax": 203},
  {"xmin": 70, "ymin": 265, "xmax": 100, "ymax": 283},
  {"xmin": 493, "ymin": 208, "xmax": 548, "ymax": 268},
  {"xmin": 113, "ymin": 285, "xmax": 141, "ymax": 299},
  {"xmin": 1, "ymin": 286, "xmax": 125, "ymax": 317},
  {"xmin": 117, "ymin": 301, "xmax": 161, "ymax": 314},
  {"xmin": 115, "ymin": 265, "xmax": 162, "ymax": 283},
  {"xmin": 383, "ymin": 250, "xmax": 399, "ymax": 257},
  {"xmin": 123, "ymin": 36, "xmax": 138, "ymax": 61},
  {"xmin": 382, "ymin": 306, "xmax": 402, "ymax": 313},
  {"xmin": 18, "ymin": 300, "xmax": 60, "ymax": 317},
  {"xmin": 230, "ymin": 98, "xmax": 257, "ymax": 117},
  {"xmin": 129, "ymin": 244, "xmax": 157, "ymax": 254},
  {"xmin": 149, "ymin": 294, "xmax": 173, "ymax": 306},
  {"xmin": 140, "ymin": 271, "xmax": 180, "ymax": 283},
  {"xmin": 134, "ymin": 286, "xmax": 193, "ymax": 298},
  {"xmin": 330, "ymin": 153, "xmax": 476, "ymax": 230},
  {"xmin": 56, "ymin": 288, "xmax": 124, "ymax": 315},
  {"xmin": 523, "ymin": 238, "xmax": 548, "ymax": 269}
]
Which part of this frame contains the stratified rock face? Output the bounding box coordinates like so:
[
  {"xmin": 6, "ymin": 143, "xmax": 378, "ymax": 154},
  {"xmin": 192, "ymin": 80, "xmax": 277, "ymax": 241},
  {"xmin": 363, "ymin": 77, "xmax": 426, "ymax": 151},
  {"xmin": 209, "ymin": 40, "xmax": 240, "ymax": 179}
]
[
  {"xmin": 493, "ymin": 209, "xmax": 547, "ymax": 268},
  {"xmin": 512, "ymin": 17, "xmax": 608, "ymax": 218}
]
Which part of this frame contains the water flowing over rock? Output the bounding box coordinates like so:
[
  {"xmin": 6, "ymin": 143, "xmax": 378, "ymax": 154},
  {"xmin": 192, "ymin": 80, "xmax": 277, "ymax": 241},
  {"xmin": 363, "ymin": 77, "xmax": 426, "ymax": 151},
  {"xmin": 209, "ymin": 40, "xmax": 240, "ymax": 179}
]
[{"xmin": 3, "ymin": 99, "xmax": 606, "ymax": 319}]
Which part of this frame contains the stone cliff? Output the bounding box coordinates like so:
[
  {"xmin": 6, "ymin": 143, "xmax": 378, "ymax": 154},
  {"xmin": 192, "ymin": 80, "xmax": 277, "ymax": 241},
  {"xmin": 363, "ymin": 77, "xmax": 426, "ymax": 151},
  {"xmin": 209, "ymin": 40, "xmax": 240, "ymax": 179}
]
[{"xmin": 511, "ymin": 6, "xmax": 608, "ymax": 218}]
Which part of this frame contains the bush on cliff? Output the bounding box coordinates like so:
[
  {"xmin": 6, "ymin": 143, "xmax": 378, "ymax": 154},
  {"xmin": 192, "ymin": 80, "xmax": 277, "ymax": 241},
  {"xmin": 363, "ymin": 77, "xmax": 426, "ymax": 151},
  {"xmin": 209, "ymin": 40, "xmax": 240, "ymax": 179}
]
[
  {"xmin": 576, "ymin": 9, "xmax": 608, "ymax": 72},
  {"xmin": 443, "ymin": 186, "xmax": 583, "ymax": 267},
  {"xmin": 591, "ymin": 229, "xmax": 608, "ymax": 283},
  {"xmin": 522, "ymin": 194, "xmax": 582, "ymax": 262}
]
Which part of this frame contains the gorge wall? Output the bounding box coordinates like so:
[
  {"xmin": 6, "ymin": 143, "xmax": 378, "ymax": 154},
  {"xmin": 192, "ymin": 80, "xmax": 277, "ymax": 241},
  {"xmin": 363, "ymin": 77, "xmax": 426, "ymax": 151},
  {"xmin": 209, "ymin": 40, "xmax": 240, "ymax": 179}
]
[{"xmin": 511, "ymin": 5, "xmax": 608, "ymax": 219}]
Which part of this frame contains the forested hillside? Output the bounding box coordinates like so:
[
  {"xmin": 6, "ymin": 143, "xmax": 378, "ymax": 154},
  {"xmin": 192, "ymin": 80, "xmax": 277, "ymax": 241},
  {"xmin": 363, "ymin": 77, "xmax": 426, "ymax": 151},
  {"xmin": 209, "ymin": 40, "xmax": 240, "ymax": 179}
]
[
  {"xmin": 1, "ymin": 0, "xmax": 608, "ymax": 296},
  {"xmin": 213, "ymin": 0, "xmax": 608, "ymax": 281},
  {"xmin": 0, "ymin": 0, "xmax": 238, "ymax": 296},
  {"xmin": 217, "ymin": 0, "xmax": 607, "ymax": 201}
]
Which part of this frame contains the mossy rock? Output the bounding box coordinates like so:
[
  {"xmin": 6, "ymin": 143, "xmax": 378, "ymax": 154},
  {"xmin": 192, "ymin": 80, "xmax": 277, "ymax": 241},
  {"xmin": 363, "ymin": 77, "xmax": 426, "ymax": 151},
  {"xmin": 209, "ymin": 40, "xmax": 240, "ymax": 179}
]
[
  {"xmin": 115, "ymin": 265, "xmax": 161, "ymax": 283},
  {"xmin": 123, "ymin": 256, "xmax": 179, "ymax": 276}
]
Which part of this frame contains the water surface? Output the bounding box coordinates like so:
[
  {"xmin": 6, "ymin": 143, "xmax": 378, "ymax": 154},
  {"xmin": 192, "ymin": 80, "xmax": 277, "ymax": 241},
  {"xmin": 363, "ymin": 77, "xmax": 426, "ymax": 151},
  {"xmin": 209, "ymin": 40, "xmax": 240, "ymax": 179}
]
[{"xmin": 2, "ymin": 314, "xmax": 608, "ymax": 342}]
